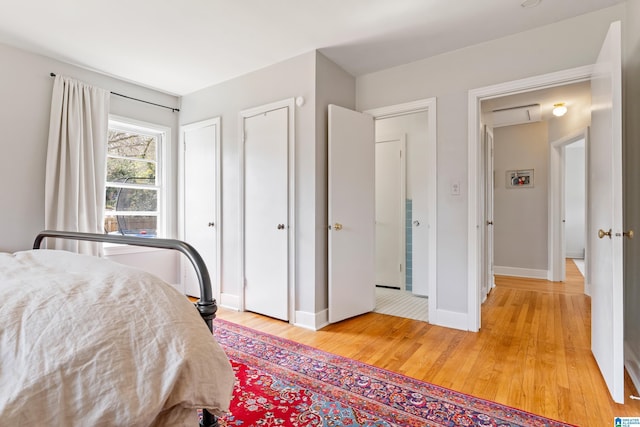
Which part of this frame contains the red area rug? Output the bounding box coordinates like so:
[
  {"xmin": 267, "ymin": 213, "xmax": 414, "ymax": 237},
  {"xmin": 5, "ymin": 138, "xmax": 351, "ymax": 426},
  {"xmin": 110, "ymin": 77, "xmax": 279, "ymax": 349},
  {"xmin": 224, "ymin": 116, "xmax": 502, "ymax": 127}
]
[{"xmin": 213, "ymin": 319, "xmax": 575, "ymax": 427}]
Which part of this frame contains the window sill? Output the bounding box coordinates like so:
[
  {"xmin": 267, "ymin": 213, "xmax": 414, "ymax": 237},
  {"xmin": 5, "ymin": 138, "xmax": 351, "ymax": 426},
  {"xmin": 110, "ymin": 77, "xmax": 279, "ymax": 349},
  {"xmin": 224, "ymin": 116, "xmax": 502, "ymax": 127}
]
[{"xmin": 103, "ymin": 243, "xmax": 167, "ymax": 256}]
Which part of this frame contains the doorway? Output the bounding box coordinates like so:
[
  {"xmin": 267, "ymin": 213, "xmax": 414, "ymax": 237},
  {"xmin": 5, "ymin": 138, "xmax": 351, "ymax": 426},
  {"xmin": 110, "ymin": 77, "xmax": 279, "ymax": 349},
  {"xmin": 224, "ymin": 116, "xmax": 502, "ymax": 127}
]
[
  {"xmin": 365, "ymin": 98, "xmax": 437, "ymax": 323},
  {"xmin": 470, "ymin": 22, "xmax": 625, "ymax": 402},
  {"xmin": 563, "ymin": 138, "xmax": 587, "ymax": 279},
  {"xmin": 375, "ymin": 136, "xmax": 406, "ymax": 290},
  {"xmin": 467, "ymin": 65, "xmax": 594, "ymax": 331}
]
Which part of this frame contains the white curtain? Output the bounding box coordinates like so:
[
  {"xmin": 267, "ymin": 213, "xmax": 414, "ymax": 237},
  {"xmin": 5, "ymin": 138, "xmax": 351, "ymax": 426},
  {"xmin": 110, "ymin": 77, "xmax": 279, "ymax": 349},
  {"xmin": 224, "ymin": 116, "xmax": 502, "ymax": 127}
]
[{"xmin": 45, "ymin": 75, "xmax": 110, "ymax": 255}]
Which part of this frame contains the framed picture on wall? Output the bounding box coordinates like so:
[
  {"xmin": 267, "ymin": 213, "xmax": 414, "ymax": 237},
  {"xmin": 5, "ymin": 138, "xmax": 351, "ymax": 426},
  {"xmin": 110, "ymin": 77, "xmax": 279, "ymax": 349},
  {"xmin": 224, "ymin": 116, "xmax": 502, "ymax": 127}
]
[{"xmin": 506, "ymin": 169, "xmax": 534, "ymax": 188}]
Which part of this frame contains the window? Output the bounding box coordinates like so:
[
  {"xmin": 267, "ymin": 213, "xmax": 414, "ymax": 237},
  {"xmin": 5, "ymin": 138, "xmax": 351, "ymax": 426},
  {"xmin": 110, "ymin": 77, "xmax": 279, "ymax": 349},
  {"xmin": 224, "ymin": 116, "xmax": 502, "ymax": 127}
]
[{"xmin": 104, "ymin": 118, "xmax": 167, "ymax": 238}]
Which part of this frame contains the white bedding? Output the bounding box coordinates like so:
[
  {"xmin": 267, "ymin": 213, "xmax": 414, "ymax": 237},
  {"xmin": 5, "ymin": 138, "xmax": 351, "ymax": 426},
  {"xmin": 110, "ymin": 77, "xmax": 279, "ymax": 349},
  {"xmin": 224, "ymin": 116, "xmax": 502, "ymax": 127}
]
[{"xmin": 0, "ymin": 249, "xmax": 234, "ymax": 427}]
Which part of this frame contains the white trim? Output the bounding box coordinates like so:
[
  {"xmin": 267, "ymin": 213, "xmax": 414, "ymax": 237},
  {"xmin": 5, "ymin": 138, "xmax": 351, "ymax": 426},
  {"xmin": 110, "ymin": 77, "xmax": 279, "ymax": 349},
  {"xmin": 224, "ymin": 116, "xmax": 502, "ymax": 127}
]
[
  {"xmin": 493, "ymin": 266, "xmax": 548, "ymax": 280},
  {"xmin": 468, "ymin": 65, "xmax": 594, "ymax": 332},
  {"xmin": 238, "ymin": 98, "xmax": 296, "ymax": 322},
  {"xmin": 220, "ymin": 292, "xmax": 241, "ymax": 311},
  {"xmin": 548, "ymin": 128, "xmax": 588, "ymax": 283},
  {"xmin": 294, "ymin": 309, "xmax": 329, "ymax": 331},
  {"xmin": 178, "ymin": 117, "xmax": 222, "ymax": 304},
  {"xmin": 433, "ymin": 309, "xmax": 468, "ymax": 331},
  {"xmin": 105, "ymin": 115, "xmax": 171, "ymax": 256},
  {"xmin": 364, "ymin": 97, "xmax": 437, "ymax": 324}
]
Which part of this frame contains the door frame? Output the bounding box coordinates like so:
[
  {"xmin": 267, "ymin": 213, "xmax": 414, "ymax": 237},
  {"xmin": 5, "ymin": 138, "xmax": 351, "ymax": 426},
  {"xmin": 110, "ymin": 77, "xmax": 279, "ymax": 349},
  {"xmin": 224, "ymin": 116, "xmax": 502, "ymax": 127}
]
[
  {"xmin": 365, "ymin": 97, "xmax": 437, "ymax": 322},
  {"xmin": 548, "ymin": 128, "xmax": 589, "ymax": 286},
  {"xmin": 238, "ymin": 98, "xmax": 296, "ymax": 322},
  {"xmin": 467, "ymin": 65, "xmax": 594, "ymax": 331},
  {"xmin": 178, "ymin": 117, "xmax": 222, "ymax": 303}
]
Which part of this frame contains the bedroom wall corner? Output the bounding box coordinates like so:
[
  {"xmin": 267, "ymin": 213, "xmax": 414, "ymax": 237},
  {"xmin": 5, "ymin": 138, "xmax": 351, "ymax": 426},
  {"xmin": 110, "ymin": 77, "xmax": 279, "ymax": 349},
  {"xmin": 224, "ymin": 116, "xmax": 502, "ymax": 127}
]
[
  {"xmin": 314, "ymin": 51, "xmax": 357, "ymax": 315},
  {"xmin": 180, "ymin": 51, "xmax": 319, "ymax": 318},
  {"xmin": 0, "ymin": 42, "xmax": 180, "ymax": 260}
]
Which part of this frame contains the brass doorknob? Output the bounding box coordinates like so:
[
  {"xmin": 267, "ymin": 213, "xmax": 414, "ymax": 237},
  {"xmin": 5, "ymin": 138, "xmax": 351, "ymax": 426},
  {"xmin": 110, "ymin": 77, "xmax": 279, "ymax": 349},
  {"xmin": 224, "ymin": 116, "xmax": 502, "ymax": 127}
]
[
  {"xmin": 624, "ymin": 230, "xmax": 634, "ymax": 239},
  {"xmin": 333, "ymin": 223, "xmax": 343, "ymax": 231},
  {"xmin": 598, "ymin": 229, "xmax": 612, "ymax": 239}
]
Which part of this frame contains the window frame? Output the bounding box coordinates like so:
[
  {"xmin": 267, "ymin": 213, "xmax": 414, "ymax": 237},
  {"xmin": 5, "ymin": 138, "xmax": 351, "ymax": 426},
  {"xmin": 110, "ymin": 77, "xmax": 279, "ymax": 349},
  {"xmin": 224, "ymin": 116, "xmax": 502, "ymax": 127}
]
[{"xmin": 104, "ymin": 115, "xmax": 172, "ymax": 254}]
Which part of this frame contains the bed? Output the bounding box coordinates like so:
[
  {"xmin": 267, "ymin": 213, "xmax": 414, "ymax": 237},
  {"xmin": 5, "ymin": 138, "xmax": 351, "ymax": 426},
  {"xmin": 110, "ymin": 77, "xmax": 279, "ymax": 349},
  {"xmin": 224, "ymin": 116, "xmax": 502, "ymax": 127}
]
[{"xmin": 0, "ymin": 230, "xmax": 235, "ymax": 427}]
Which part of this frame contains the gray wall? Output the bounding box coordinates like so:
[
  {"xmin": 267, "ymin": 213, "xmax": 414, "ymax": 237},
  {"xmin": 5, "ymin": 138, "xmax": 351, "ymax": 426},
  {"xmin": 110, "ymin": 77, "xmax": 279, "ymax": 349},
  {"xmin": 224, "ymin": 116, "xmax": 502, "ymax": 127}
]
[
  {"xmin": 314, "ymin": 52, "xmax": 357, "ymax": 312},
  {"xmin": 493, "ymin": 122, "xmax": 549, "ymax": 273},
  {"xmin": 356, "ymin": 5, "xmax": 624, "ymax": 315},
  {"xmin": 623, "ymin": 0, "xmax": 640, "ymax": 391},
  {"xmin": 181, "ymin": 51, "xmax": 357, "ymax": 319}
]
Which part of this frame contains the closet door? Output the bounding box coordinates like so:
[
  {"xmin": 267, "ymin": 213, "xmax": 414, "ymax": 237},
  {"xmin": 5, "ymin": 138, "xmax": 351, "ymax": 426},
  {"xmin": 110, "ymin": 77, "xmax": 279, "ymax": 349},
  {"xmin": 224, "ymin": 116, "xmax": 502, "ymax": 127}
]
[
  {"xmin": 182, "ymin": 118, "xmax": 220, "ymax": 299},
  {"xmin": 243, "ymin": 105, "xmax": 290, "ymax": 321}
]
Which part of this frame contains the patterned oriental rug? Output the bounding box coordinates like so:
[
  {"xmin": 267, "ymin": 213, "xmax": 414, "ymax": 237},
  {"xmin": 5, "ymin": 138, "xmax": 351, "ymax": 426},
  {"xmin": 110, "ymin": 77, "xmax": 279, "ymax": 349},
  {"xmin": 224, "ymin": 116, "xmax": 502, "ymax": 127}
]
[{"xmin": 212, "ymin": 319, "xmax": 575, "ymax": 427}]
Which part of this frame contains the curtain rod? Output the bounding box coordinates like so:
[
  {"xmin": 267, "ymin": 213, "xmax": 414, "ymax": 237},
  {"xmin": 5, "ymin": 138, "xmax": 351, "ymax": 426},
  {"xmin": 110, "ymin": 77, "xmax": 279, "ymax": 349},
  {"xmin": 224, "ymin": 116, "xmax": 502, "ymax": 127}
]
[{"xmin": 49, "ymin": 73, "xmax": 180, "ymax": 113}]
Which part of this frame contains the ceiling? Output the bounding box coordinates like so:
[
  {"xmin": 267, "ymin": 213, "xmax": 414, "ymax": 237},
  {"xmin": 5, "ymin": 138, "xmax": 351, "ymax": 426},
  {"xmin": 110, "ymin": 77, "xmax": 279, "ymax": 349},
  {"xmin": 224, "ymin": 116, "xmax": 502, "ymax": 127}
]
[{"xmin": 0, "ymin": 0, "xmax": 625, "ymax": 96}]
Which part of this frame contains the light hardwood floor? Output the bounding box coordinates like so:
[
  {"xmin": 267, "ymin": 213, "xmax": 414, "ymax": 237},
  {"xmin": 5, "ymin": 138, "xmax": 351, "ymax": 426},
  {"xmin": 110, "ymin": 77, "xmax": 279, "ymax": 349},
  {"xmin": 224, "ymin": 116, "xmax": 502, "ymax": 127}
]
[{"xmin": 214, "ymin": 259, "xmax": 639, "ymax": 426}]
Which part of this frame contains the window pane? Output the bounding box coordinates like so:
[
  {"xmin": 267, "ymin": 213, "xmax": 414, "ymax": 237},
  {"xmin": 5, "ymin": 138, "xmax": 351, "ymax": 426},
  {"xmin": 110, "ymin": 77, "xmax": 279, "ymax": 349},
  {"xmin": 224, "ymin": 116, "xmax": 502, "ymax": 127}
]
[
  {"xmin": 106, "ymin": 158, "xmax": 156, "ymax": 184},
  {"xmin": 106, "ymin": 187, "xmax": 158, "ymax": 212},
  {"xmin": 104, "ymin": 214, "xmax": 157, "ymax": 237},
  {"xmin": 108, "ymin": 130, "xmax": 157, "ymax": 160}
]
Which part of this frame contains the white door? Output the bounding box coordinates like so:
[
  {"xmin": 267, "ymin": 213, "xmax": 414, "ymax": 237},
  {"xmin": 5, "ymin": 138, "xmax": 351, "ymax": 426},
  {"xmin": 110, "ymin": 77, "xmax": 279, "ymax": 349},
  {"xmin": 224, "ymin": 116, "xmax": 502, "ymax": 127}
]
[
  {"xmin": 589, "ymin": 21, "xmax": 624, "ymax": 404},
  {"xmin": 483, "ymin": 127, "xmax": 495, "ymax": 299},
  {"xmin": 328, "ymin": 104, "xmax": 375, "ymax": 323},
  {"xmin": 375, "ymin": 137, "xmax": 406, "ymax": 289},
  {"xmin": 182, "ymin": 119, "xmax": 219, "ymax": 299},
  {"xmin": 243, "ymin": 106, "xmax": 289, "ymax": 321}
]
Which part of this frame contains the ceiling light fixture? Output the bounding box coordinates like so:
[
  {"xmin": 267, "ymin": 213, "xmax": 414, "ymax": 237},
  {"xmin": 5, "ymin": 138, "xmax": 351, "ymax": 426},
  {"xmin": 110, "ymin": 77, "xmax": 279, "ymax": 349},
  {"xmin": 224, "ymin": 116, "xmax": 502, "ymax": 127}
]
[
  {"xmin": 552, "ymin": 103, "xmax": 567, "ymax": 117},
  {"xmin": 521, "ymin": 0, "xmax": 541, "ymax": 8}
]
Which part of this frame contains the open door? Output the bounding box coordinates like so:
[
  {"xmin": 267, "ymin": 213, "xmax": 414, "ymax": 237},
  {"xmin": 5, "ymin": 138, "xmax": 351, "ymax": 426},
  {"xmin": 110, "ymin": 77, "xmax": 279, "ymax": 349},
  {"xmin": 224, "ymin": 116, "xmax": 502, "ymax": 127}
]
[
  {"xmin": 589, "ymin": 21, "xmax": 625, "ymax": 404},
  {"xmin": 328, "ymin": 104, "xmax": 375, "ymax": 323},
  {"xmin": 483, "ymin": 126, "xmax": 495, "ymax": 300}
]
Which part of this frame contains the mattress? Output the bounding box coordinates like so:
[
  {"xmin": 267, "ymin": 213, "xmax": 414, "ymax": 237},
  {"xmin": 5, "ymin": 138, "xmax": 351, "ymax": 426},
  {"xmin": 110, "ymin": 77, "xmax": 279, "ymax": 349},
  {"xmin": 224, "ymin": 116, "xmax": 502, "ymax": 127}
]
[{"xmin": 0, "ymin": 249, "xmax": 234, "ymax": 426}]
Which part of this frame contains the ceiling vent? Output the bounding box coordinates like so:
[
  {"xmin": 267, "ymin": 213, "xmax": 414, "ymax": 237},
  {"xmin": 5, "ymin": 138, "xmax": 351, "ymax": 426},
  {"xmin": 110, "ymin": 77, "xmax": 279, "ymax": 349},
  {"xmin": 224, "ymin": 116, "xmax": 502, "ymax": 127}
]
[{"xmin": 492, "ymin": 104, "xmax": 541, "ymax": 128}]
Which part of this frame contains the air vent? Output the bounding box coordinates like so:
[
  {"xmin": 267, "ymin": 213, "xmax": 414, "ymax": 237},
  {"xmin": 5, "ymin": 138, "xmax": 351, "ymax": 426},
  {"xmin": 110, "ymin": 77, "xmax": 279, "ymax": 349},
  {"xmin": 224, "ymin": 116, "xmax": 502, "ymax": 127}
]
[{"xmin": 492, "ymin": 104, "xmax": 541, "ymax": 128}]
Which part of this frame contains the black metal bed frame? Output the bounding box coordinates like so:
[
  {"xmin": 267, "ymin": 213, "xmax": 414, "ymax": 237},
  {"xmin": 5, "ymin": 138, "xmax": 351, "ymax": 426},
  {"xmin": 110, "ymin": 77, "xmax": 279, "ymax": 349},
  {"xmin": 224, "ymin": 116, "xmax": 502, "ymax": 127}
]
[{"xmin": 33, "ymin": 230, "xmax": 220, "ymax": 427}]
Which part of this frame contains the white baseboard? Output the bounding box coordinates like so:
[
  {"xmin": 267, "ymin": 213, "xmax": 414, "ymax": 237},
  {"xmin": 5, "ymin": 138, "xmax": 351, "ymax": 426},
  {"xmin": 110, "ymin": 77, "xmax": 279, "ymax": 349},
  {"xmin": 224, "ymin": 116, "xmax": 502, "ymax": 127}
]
[
  {"xmin": 625, "ymin": 341, "xmax": 640, "ymax": 396},
  {"xmin": 566, "ymin": 252, "xmax": 584, "ymax": 259},
  {"xmin": 433, "ymin": 309, "xmax": 469, "ymax": 331},
  {"xmin": 294, "ymin": 309, "xmax": 329, "ymax": 331},
  {"xmin": 219, "ymin": 293, "xmax": 240, "ymax": 311},
  {"xmin": 494, "ymin": 266, "xmax": 548, "ymax": 280}
]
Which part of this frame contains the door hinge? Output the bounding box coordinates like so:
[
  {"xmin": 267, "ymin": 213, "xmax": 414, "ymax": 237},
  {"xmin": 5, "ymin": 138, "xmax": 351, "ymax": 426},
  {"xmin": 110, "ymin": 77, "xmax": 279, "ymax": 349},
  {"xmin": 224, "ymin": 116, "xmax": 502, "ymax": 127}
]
[{"xmin": 400, "ymin": 263, "xmax": 403, "ymax": 272}]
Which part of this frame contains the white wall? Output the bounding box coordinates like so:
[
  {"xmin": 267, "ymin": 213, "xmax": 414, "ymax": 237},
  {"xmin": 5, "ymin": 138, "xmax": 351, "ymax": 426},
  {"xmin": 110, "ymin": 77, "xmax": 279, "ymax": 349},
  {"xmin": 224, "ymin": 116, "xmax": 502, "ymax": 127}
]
[
  {"xmin": 493, "ymin": 122, "xmax": 549, "ymax": 274},
  {"xmin": 564, "ymin": 140, "xmax": 586, "ymax": 259},
  {"xmin": 356, "ymin": 5, "xmax": 624, "ymax": 315},
  {"xmin": 0, "ymin": 42, "xmax": 181, "ymax": 282}
]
